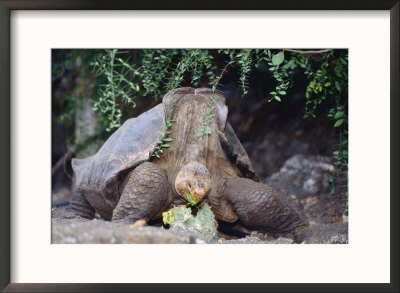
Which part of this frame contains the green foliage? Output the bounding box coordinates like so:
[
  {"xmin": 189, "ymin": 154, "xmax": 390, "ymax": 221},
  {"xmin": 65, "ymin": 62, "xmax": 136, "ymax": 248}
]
[
  {"xmin": 218, "ymin": 49, "xmax": 254, "ymax": 95},
  {"xmin": 166, "ymin": 49, "xmax": 217, "ymax": 90},
  {"xmin": 197, "ymin": 94, "xmax": 217, "ymax": 137},
  {"xmin": 90, "ymin": 49, "xmax": 219, "ymax": 133},
  {"xmin": 248, "ymin": 49, "xmax": 348, "ymax": 171},
  {"xmin": 236, "ymin": 49, "xmax": 253, "ymax": 95},
  {"xmin": 91, "ymin": 49, "xmax": 139, "ymax": 131},
  {"xmin": 141, "ymin": 49, "xmax": 178, "ymax": 98},
  {"xmin": 152, "ymin": 95, "xmax": 177, "ymax": 159},
  {"xmin": 261, "ymin": 50, "xmax": 291, "ymax": 102}
]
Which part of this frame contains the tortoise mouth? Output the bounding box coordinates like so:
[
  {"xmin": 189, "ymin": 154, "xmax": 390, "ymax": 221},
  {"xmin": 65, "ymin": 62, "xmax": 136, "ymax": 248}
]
[{"xmin": 182, "ymin": 189, "xmax": 205, "ymax": 206}]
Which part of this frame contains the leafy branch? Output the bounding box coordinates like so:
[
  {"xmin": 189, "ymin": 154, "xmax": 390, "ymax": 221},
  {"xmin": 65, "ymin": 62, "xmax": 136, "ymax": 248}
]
[{"xmin": 152, "ymin": 95, "xmax": 177, "ymax": 159}]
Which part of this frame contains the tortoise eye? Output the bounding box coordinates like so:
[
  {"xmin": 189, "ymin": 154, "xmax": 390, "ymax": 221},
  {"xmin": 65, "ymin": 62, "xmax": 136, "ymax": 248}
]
[{"xmin": 188, "ymin": 183, "xmax": 192, "ymax": 188}]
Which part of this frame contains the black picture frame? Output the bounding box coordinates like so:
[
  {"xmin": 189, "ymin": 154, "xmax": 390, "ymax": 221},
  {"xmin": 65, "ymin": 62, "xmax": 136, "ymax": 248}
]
[{"xmin": 0, "ymin": 1, "xmax": 398, "ymax": 292}]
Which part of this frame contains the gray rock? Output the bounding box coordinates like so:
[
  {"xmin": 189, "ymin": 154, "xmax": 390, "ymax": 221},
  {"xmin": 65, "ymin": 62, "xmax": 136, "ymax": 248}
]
[
  {"xmin": 266, "ymin": 154, "xmax": 334, "ymax": 199},
  {"xmin": 52, "ymin": 218, "xmax": 206, "ymax": 244},
  {"xmin": 169, "ymin": 222, "xmax": 215, "ymax": 243},
  {"xmin": 295, "ymin": 223, "xmax": 348, "ymax": 244},
  {"xmin": 222, "ymin": 236, "xmax": 294, "ymax": 244},
  {"xmin": 51, "ymin": 207, "xmax": 90, "ymax": 220}
]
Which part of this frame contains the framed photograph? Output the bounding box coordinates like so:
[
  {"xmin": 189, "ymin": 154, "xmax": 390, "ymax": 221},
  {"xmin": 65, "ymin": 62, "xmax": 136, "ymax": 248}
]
[{"xmin": 1, "ymin": 1, "xmax": 398, "ymax": 292}]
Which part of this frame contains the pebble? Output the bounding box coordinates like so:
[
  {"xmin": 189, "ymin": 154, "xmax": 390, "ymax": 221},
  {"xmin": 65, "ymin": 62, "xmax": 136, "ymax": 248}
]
[
  {"xmin": 304, "ymin": 196, "xmax": 318, "ymax": 209},
  {"xmin": 130, "ymin": 219, "xmax": 147, "ymax": 228},
  {"xmin": 250, "ymin": 231, "xmax": 259, "ymax": 237}
]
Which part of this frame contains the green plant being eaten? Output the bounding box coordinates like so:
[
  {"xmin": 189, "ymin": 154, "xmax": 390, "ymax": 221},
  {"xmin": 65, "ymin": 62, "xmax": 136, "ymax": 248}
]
[{"xmin": 162, "ymin": 203, "xmax": 218, "ymax": 241}]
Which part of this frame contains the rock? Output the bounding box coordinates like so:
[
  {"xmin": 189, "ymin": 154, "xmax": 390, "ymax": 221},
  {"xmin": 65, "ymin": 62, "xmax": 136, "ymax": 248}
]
[
  {"xmin": 295, "ymin": 223, "xmax": 348, "ymax": 244},
  {"xmin": 169, "ymin": 222, "xmax": 215, "ymax": 243},
  {"xmin": 266, "ymin": 154, "xmax": 334, "ymax": 199},
  {"xmin": 51, "ymin": 207, "xmax": 90, "ymax": 220},
  {"xmin": 243, "ymin": 129, "xmax": 312, "ymax": 178},
  {"xmin": 51, "ymin": 209, "xmax": 347, "ymax": 244},
  {"xmin": 240, "ymin": 113, "xmax": 336, "ymax": 179},
  {"xmin": 221, "ymin": 236, "xmax": 294, "ymax": 244},
  {"xmin": 52, "ymin": 218, "xmax": 208, "ymax": 244},
  {"xmin": 270, "ymin": 237, "xmax": 294, "ymax": 244}
]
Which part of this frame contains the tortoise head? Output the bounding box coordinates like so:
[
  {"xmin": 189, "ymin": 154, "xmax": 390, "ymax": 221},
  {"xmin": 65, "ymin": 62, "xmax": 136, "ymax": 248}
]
[{"xmin": 174, "ymin": 161, "xmax": 211, "ymax": 205}]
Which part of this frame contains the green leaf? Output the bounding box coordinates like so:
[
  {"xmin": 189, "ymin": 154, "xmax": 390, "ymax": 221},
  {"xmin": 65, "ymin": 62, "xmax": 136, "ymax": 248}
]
[
  {"xmin": 162, "ymin": 144, "xmax": 170, "ymax": 147},
  {"xmin": 272, "ymin": 51, "xmax": 284, "ymax": 66},
  {"xmin": 334, "ymin": 112, "xmax": 344, "ymax": 119},
  {"xmin": 278, "ymin": 91, "xmax": 286, "ymax": 95},
  {"xmin": 335, "ymin": 81, "xmax": 341, "ymax": 91},
  {"xmin": 184, "ymin": 191, "xmax": 198, "ymax": 206},
  {"xmin": 334, "ymin": 119, "xmax": 344, "ymax": 127},
  {"xmin": 274, "ymin": 96, "xmax": 281, "ymax": 102},
  {"xmin": 163, "ymin": 137, "xmax": 173, "ymax": 142},
  {"xmin": 334, "ymin": 66, "xmax": 342, "ymax": 77}
]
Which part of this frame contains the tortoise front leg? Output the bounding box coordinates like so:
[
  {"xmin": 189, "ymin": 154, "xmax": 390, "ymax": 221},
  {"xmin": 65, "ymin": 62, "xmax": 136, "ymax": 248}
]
[
  {"xmin": 112, "ymin": 162, "xmax": 171, "ymax": 223},
  {"xmin": 223, "ymin": 177, "xmax": 303, "ymax": 233}
]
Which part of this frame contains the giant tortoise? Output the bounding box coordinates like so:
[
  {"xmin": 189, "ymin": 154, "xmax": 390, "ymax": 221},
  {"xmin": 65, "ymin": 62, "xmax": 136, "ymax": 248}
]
[{"xmin": 70, "ymin": 87, "xmax": 302, "ymax": 232}]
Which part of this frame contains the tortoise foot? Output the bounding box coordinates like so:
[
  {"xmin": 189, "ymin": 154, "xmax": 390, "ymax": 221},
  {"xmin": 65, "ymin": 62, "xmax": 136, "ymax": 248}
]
[
  {"xmin": 224, "ymin": 177, "xmax": 304, "ymax": 233},
  {"xmin": 112, "ymin": 162, "xmax": 171, "ymax": 223},
  {"xmin": 68, "ymin": 191, "xmax": 95, "ymax": 220}
]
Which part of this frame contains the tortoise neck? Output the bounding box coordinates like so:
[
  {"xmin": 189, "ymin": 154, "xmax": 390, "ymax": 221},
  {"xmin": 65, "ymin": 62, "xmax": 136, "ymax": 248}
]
[{"xmin": 153, "ymin": 92, "xmax": 239, "ymax": 193}]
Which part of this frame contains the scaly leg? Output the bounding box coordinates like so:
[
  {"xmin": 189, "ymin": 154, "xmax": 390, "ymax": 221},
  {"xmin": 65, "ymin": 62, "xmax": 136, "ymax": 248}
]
[
  {"xmin": 223, "ymin": 177, "xmax": 303, "ymax": 233},
  {"xmin": 112, "ymin": 162, "xmax": 171, "ymax": 223}
]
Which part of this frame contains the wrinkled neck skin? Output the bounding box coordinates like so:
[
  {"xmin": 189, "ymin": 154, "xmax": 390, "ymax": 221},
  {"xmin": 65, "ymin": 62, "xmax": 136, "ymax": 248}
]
[{"xmin": 153, "ymin": 93, "xmax": 240, "ymax": 199}]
